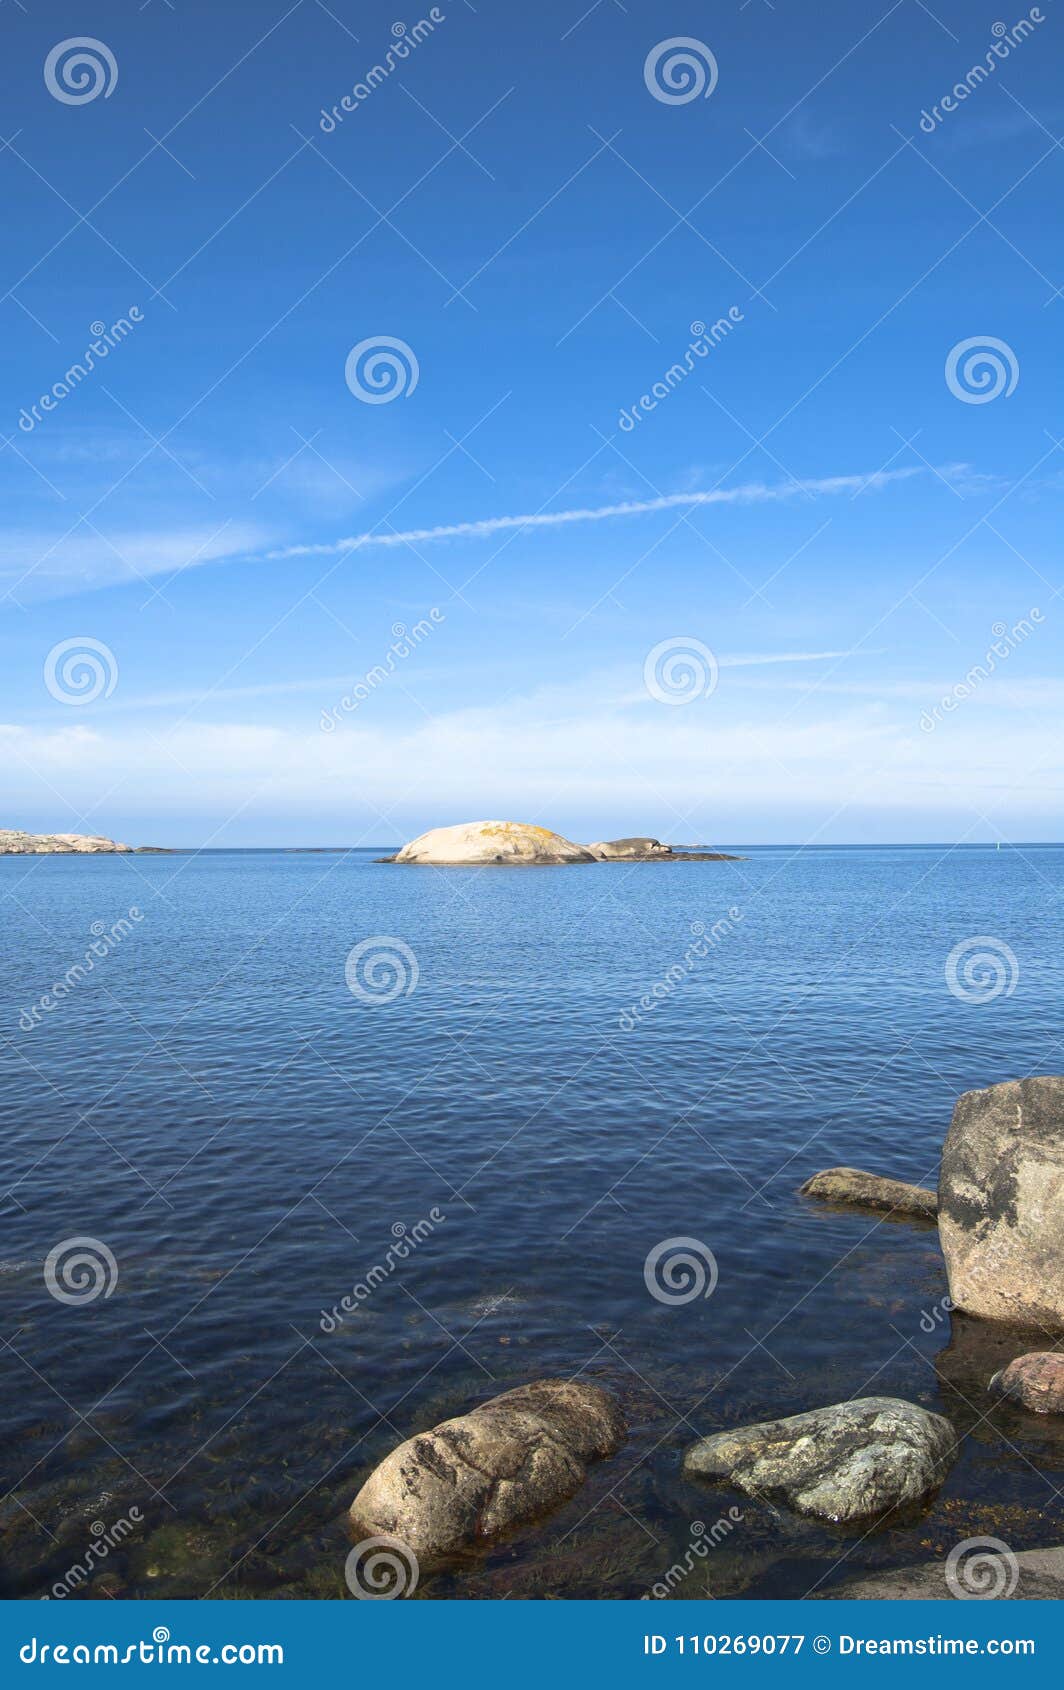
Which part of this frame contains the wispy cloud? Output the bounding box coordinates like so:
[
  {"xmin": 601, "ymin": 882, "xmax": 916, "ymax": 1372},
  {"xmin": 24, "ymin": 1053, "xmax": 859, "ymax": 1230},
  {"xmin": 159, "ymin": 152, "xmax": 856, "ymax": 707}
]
[
  {"xmin": 718, "ymin": 649, "xmax": 880, "ymax": 669},
  {"xmin": 264, "ymin": 465, "xmax": 962, "ymax": 560},
  {"xmin": 0, "ymin": 523, "xmax": 272, "ymax": 599},
  {"xmin": 104, "ymin": 650, "xmax": 867, "ymax": 716}
]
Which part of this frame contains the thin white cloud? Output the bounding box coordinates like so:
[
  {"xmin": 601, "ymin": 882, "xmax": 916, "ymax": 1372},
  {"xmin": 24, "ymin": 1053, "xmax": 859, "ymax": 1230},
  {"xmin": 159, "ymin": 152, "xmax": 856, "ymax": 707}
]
[
  {"xmin": 718, "ymin": 649, "xmax": 879, "ymax": 669},
  {"xmin": 0, "ymin": 523, "xmax": 272, "ymax": 599},
  {"xmin": 265, "ymin": 465, "xmax": 962, "ymax": 560}
]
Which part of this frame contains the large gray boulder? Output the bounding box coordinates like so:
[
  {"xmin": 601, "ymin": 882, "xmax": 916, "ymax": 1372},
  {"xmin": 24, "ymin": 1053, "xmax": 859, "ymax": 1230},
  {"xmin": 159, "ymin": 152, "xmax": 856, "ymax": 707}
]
[
  {"xmin": 800, "ymin": 1167, "xmax": 937, "ymax": 1220},
  {"xmin": 349, "ymin": 1380, "xmax": 626, "ymax": 1561},
  {"xmin": 683, "ymin": 1398, "xmax": 956, "ymax": 1525},
  {"xmin": 938, "ymin": 1076, "xmax": 1064, "ymax": 1330},
  {"xmin": 391, "ymin": 821, "xmax": 595, "ymax": 866}
]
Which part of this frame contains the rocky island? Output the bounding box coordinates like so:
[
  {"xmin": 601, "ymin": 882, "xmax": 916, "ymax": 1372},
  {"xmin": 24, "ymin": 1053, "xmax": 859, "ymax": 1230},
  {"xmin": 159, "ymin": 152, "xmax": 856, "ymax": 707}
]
[
  {"xmin": 382, "ymin": 820, "xmax": 742, "ymax": 865},
  {"xmin": 0, "ymin": 828, "xmax": 134, "ymax": 855},
  {"xmin": 392, "ymin": 821, "xmax": 597, "ymax": 865}
]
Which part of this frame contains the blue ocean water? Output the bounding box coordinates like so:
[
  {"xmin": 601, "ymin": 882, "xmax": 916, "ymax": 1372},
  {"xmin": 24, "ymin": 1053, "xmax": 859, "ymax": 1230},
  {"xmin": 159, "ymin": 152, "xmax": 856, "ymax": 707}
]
[{"xmin": 1, "ymin": 844, "xmax": 1062, "ymax": 1600}]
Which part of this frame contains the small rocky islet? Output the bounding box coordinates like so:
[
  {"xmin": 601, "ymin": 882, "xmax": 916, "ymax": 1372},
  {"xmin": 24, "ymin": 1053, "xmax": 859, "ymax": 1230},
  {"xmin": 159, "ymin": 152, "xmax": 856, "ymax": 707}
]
[
  {"xmin": 0, "ymin": 828, "xmax": 170, "ymax": 854},
  {"xmin": 0, "ymin": 828, "xmax": 134, "ymax": 854},
  {"xmin": 381, "ymin": 818, "xmax": 742, "ymax": 865},
  {"xmin": 350, "ymin": 1075, "xmax": 1064, "ymax": 1597}
]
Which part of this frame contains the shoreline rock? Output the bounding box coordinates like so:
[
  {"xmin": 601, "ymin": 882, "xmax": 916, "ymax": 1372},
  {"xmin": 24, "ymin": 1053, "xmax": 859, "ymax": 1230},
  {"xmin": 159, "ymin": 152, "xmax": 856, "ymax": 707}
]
[
  {"xmin": 989, "ymin": 1352, "xmax": 1064, "ymax": 1414},
  {"xmin": 816, "ymin": 1547, "xmax": 1064, "ymax": 1601},
  {"xmin": 938, "ymin": 1075, "xmax": 1064, "ymax": 1330},
  {"xmin": 349, "ymin": 1379, "xmax": 626, "ymax": 1562},
  {"xmin": 0, "ymin": 828, "xmax": 134, "ymax": 855},
  {"xmin": 800, "ymin": 1167, "xmax": 938, "ymax": 1221},
  {"xmin": 683, "ymin": 1397, "xmax": 956, "ymax": 1526}
]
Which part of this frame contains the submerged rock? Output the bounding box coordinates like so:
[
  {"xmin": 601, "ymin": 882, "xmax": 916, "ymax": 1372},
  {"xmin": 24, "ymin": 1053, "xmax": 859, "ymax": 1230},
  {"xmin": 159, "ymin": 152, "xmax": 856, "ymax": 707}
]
[
  {"xmin": 800, "ymin": 1167, "xmax": 938, "ymax": 1220},
  {"xmin": 934, "ymin": 1311, "xmax": 1039, "ymax": 1431},
  {"xmin": 990, "ymin": 1352, "xmax": 1064, "ymax": 1415},
  {"xmin": 0, "ymin": 828, "xmax": 133, "ymax": 854},
  {"xmin": 938, "ymin": 1075, "xmax": 1064, "ymax": 1330},
  {"xmin": 817, "ymin": 1547, "xmax": 1064, "ymax": 1601},
  {"xmin": 390, "ymin": 821, "xmax": 596, "ymax": 866},
  {"xmin": 683, "ymin": 1397, "xmax": 956, "ymax": 1525},
  {"xmin": 349, "ymin": 1379, "xmax": 626, "ymax": 1561}
]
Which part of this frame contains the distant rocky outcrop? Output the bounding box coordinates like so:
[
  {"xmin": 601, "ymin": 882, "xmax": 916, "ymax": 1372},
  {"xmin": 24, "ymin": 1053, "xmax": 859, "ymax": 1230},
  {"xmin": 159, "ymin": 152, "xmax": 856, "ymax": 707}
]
[
  {"xmin": 938, "ymin": 1076, "xmax": 1064, "ymax": 1330},
  {"xmin": 385, "ymin": 822, "xmax": 741, "ymax": 865},
  {"xmin": 390, "ymin": 821, "xmax": 596, "ymax": 865},
  {"xmin": 0, "ymin": 829, "xmax": 133, "ymax": 855},
  {"xmin": 800, "ymin": 1167, "xmax": 938, "ymax": 1220},
  {"xmin": 587, "ymin": 837, "xmax": 742, "ymax": 861},
  {"xmin": 349, "ymin": 1379, "xmax": 627, "ymax": 1562},
  {"xmin": 684, "ymin": 1398, "xmax": 956, "ymax": 1525},
  {"xmin": 587, "ymin": 837, "xmax": 673, "ymax": 859}
]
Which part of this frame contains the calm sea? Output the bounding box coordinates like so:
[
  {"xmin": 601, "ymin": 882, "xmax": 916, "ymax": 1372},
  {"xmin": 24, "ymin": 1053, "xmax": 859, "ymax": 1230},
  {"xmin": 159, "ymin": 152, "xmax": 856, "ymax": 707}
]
[{"xmin": 1, "ymin": 844, "xmax": 1061, "ymax": 1599}]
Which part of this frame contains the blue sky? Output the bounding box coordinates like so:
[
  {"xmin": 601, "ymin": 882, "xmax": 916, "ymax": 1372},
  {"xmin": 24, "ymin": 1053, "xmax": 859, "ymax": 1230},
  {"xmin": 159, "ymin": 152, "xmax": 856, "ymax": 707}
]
[{"xmin": 1, "ymin": 0, "xmax": 1061, "ymax": 844}]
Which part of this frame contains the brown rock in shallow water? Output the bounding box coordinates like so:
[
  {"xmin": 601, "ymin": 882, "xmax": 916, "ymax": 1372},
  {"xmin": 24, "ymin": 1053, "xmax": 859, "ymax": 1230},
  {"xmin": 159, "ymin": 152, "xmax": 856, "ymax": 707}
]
[
  {"xmin": 938, "ymin": 1076, "xmax": 1064, "ymax": 1330},
  {"xmin": 990, "ymin": 1352, "xmax": 1064, "ymax": 1414},
  {"xmin": 349, "ymin": 1379, "xmax": 626, "ymax": 1562},
  {"xmin": 800, "ymin": 1167, "xmax": 937, "ymax": 1220}
]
